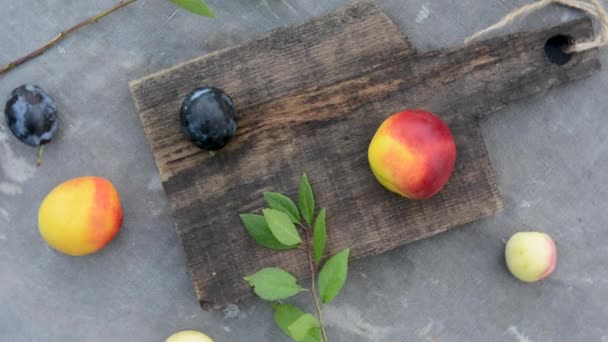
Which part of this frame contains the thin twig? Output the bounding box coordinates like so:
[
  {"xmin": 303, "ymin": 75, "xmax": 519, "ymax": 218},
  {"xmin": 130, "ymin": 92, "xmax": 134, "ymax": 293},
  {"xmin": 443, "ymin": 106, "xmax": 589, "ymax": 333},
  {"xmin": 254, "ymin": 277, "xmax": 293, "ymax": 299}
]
[
  {"xmin": 305, "ymin": 229, "xmax": 329, "ymax": 342},
  {"xmin": 36, "ymin": 145, "xmax": 45, "ymax": 167},
  {"xmin": 0, "ymin": 0, "xmax": 138, "ymax": 76}
]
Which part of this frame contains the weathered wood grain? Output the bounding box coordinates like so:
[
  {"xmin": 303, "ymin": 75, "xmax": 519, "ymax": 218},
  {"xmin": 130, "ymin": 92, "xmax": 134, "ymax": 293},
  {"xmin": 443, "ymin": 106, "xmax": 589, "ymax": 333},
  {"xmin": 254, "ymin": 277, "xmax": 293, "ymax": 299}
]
[
  {"xmin": 129, "ymin": 1, "xmax": 600, "ymax": 308},
  {"xmin": 131, "ymin": 2, "xmax": 414, "ymax": 181}
]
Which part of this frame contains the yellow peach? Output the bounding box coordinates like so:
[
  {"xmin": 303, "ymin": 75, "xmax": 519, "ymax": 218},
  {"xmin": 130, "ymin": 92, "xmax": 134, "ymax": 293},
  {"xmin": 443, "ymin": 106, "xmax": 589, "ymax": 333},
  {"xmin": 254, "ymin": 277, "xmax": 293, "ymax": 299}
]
[
  {"xmin": 38, "ymin": 176, "xmax": 122, "ymax": 256},
  {"xmin": 165, "ymin": 330, "xmax": 214, "ymax": 342}
]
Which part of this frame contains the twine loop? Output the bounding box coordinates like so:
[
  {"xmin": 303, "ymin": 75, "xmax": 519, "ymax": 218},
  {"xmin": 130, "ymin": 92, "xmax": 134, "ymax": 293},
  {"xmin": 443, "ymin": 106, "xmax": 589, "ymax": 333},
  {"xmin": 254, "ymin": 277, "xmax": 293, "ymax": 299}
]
[{"xmin": 464, "ymin": 0, "xmax": 608, "ymax": 52}]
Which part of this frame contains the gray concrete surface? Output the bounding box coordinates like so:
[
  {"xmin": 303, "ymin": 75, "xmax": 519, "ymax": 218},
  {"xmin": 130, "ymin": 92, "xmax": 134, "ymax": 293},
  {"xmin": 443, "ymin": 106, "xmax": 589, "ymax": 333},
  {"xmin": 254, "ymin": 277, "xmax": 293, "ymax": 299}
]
[{"xmin": 1, "ymin": 1, "xmax": 607, "ymax": 341}]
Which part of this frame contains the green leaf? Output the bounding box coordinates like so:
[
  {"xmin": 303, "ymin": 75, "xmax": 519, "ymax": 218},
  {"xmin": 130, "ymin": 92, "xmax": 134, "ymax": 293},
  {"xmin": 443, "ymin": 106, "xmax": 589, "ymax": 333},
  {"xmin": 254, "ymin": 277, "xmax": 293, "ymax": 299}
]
[
  {"xmin": 263, "ymin": 209, "xmax": 302, "ymax": 246},
  {"xmin": 169, "ymin": 0, "xmax": 215, "ymax": 17},
  {"xmin": 273, "ymin": 303, "xmax": 304, "ymax": 337},
  {"xmin": 273, "ymin": 304, "xmax": 321, "ymax": 342},
  {"xmin": 244, "ymin": 268, "xmax": 305, "ymax": 301},
  {"xmin": 289, "ymin": 314, "xmax": 321, "ymax": 341},
  {"xmin": 264, "ymin": 192, "xmax": 301, "ymax": 224},
  {"xmin": 298, "ymin": 173, "xmax": 315, "ymax": 226},
  {"xmin": 318, "ymin": 248, "xmax": 350, "ymax": 304},
  {"xmin": 313, "ymin": 209, "xmax": 326, "ymax": 264},
  {"xmin": 240, "ymin": 214, "xmax": 297, "ymax": 250},
  {"xmin": 302, "ymin": 328, "xmax": 322, "ymax": 342}
]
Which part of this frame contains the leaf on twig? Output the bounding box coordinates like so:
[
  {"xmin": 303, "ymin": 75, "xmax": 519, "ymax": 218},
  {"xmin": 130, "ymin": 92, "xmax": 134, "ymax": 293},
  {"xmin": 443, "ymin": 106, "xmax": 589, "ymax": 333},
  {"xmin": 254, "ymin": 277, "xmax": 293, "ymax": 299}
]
[
  {"xmin": 263, "ymin": 209, "xmax": 302, "ymax": 246},
  {"xmin": 169, "ymin": 0, "xmax": 215, "ymax": 17},
  {"xmin": 273, "ymin": 303, "xmax": 321, "ymax": 342},
  {"xmin": 298, "ymin": 173, "xmax": 315, "ymax": 225},
  {"xmin": 240, "ymin": 214, "xmax": 297, "ymax": 250},
  {"xmin": 244, "ymin": 268, "xmax": 305, "ymax": 301},
  {"xmin": 264, "ymin": 192, "xmax": 301, "ymax": 224},
  {"xmin": 313, "ymin": 209, "xmax": 326, "ymax": 264},
  {"xmin": 318, "ymin": 248, "xmax": 350, "ymax": 304}
]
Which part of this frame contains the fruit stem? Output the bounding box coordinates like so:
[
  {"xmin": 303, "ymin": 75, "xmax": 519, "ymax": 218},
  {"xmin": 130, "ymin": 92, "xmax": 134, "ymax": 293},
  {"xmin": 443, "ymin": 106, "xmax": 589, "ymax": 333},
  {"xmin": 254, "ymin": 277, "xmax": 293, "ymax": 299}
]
[
  {"xmin": 37, "ymin": 145, "xmax": 45, "ymax": 167},
  {"xmin": 0, "ymin": 0, "xmax": 138, "ymax": 76},
  {"xmin": 304, "ymin": 228, "xmax": 329, "ymax": 342}
]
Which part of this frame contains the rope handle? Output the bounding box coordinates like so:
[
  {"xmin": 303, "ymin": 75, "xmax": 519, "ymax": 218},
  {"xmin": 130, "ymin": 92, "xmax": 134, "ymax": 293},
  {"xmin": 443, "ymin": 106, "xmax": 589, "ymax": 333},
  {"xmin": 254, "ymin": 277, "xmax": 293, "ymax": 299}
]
[{"xmin": 465, "ymin": 0, "xmax": 608, "ymax": 52}]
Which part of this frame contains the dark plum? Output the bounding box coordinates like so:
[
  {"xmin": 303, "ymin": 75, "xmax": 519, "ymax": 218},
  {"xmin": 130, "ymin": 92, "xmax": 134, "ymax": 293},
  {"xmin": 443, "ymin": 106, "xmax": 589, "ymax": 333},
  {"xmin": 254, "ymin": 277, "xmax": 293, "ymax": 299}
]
[
  {"xmin": 179, "ymin": 87, "xmax": 237, "ymax": 151},
  {"xmin": 4, "ymin": 85, "xmax": 58, "ymax": 147}
]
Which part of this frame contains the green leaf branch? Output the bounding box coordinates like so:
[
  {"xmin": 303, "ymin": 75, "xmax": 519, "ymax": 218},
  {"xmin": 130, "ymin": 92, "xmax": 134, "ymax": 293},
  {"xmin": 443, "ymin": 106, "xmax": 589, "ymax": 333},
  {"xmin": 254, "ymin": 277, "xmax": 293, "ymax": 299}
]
[
  {"xmin": 0, "ymin": 0, "xmax": 214, "ymax": 76},
  {"xmin": 242, "ymin": 173, "xmax": 350, "ymax": 342}
]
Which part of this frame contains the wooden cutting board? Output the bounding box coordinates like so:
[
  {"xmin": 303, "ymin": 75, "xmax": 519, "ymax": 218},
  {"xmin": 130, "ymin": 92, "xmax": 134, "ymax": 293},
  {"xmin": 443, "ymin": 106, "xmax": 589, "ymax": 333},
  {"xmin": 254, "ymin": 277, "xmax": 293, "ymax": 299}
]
[{"xmin": 129, "ymin": 1, "xmax": 599, "ymax": 308}]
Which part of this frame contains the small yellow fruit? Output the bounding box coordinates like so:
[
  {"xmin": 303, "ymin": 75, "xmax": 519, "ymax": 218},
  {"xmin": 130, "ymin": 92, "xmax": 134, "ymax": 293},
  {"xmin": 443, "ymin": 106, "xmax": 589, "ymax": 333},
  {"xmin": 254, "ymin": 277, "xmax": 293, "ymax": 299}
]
[
  {"xmin": 505, "ymin": 232, "xmax": 557, "ymax": 282},
  {"xmin": 38, "ymin": 176, "xmax": 122, "ymax": 256},
  {"xmin": 165, "ymin": 330, "xmax": 214, "ymax": 342}
]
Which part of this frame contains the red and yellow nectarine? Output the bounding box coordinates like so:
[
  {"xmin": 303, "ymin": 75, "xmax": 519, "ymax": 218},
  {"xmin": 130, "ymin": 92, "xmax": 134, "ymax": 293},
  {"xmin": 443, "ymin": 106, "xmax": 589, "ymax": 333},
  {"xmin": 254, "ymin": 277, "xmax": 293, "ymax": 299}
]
[
  {"xmin": 38, "ymin": 176, "xmax": 123, "ymax": 256},
  {"xmin": 368, "ymin": 110, "xmax": 457, "ymax": 199}
]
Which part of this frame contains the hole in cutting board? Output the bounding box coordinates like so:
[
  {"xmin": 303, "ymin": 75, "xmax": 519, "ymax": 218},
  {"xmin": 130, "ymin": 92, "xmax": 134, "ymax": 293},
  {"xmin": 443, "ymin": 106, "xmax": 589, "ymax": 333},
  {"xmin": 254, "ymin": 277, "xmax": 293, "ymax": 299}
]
[{"xmin": 545, "ymin": 34, "xmax": 573, "ymax": 65}]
